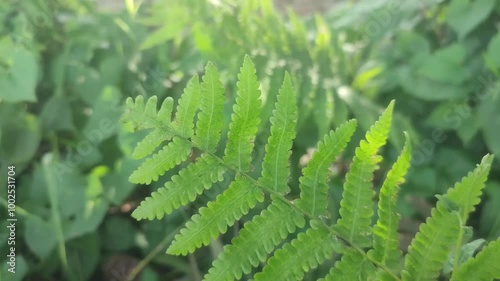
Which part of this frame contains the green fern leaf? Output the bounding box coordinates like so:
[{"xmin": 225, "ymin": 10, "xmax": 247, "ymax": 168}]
[
  {"xmin": 253, "ymin": 224, "xmax": 340, "ymax": 281},
  {"xmin": 204, "ymin": 200, "xmax": 305, "ymax": 281},
  {"xmin": 173, "ymin": 75, "xmax": 201, "ymax": 138},
  {"xmin": 401, "ymin": 202, "xmax": 461, "ymax": 280},
  {"xmin": 223, "ymin": 55, "xmax": 262, "ymax": 171},
  {"xmin": 335, "ymin": 101, "xmax": 394, "ymax": 247},
  {"xmin": 451, "ymin": 238, "xmax": 500, "ymax": 281},
  {"xmin": 368, "ymin": 132, "xmax": 412, "ymax": 270},
  {"xmin": 129, "ymin": 136, "xmax": 192, "ymax": 184},
  {"xmin": 122, "ymin": 96, "xmax": 175, "ymax": 159},
  {"xmin": 444, "ymin": 154, "xmax": 494, "ymax": 222},
  {"xmin": 132, "ymin": 128, "xmax": 170, "ymax": 159},
  {"xmin": 192, "ymin": 62, "xmax": 225, "ymax": 153},
  {"xmin": 131, "ymin": 154, "xmax": 226, "ymax": 220},
  {"xmin": 320, "ymin": 249, "xmax": 376, "ymax": 281},
  {"xmin": 122, "ymin": 95, "xmax": 174, "ymax": 130},
  {"xmin": 402, "ymin": 154, "xmax": 494, "ymax": 280},
  {"xmin": 295, "ymin": 119, "xmax": 357, "ymax": 216},
  {"xmin": 168, "ymin": 175, "xmax": 264, "ymax": 255},
  {"xmin": 259, "ymin": 72, "xmax": 297, "ymax": 194}
]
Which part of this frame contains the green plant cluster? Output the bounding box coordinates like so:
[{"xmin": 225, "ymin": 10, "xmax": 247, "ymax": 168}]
[
  {"xmin": 123, "ymin": 56, "xmax": 499, "ymax": 280},
  {"xmin": 143, "ymin": 1, "xmax": 500, "ymax": 242}
]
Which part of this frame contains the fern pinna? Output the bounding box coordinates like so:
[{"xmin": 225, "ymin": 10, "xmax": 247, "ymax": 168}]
[{"xmin": 122, "ymin": 55, "xmax": 500, "ymax": 281}]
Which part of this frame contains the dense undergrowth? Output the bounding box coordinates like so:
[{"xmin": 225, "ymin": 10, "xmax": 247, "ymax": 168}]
[{"xmin": 0, "ymin": 0, "xmax": 499, "ymax": 280}]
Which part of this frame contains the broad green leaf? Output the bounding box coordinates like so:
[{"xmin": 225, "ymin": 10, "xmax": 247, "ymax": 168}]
[
  {"xmin": 397, "ymin": 66, "xmax": 468, "ymax": 100},
  {"xmin": 416, "ymin": 44, "xmax": 469, "ymax": 85},
  {"xmin": 40, "ymin": 95, "xmax": 75, "ymax": 132},
  {"xmin": 102, "ymin": 216, "xmax": 138, "ymax": 251},
  {"xmin": 66, "ymin": 233, "xmax": 100, "ymax": 281},
  {"xmin": 479, "ymin": 182, "xmax": 500, "ymax": 240},
  {"xmin": 0, "ymin": 104, "xmax": 40, "ymax": 165},
  {"xmin": 0, "ymin": 38, "xmax": 37, "ymax": 102},
  {"xmin": 24, "ymin": 216, "xmax": 57, "ymax": 259},
  {"xmin": 83, "ymin": 86, "xmax": 123, "ymax": 142},
  {"xmin": 479, "ymin": 94, "xmax": 500, "ymax": 156},
  {"xmin": 446, "ymin": 0, "xmax": 495, "ymax": 40},
  {"xmin": 486, "ymin": 32, "xmax": 500, "ymax": 68}
]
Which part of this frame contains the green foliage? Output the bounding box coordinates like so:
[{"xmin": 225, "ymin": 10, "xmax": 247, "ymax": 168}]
[
  {"xmin": 335, "ymin": 101, "xmax": 393, "ymax": 247},
  {"xmin": 192, "ymin": 62, "xmax": 225, "ymax": 153},
  {"xmin": 205, "ymin": 200, "xmax": 305, "ymax": 280},
  {"xmin": 124, "ymin": 56, "xmax": 498, "ymax": 280},
  {"xmin": 452, "ymin": 239, "xmax": 500, "ymax": 281},
  {"xmin": 224, "ymin": 56, "xmax": 262, "ymax": 172},
  {"xmin": 369, "ymin": 133, "xmax": 412, "ymax": 278},
  {"xmin": 3, "ymin": 0, "xmax": 500, "ymax": 280},
  {"xmin": 295, "ymin": 120, "xmax": 357, "ymax": 216},
  {"xmin": 0, "ymin": 1, "xmax": 198, "ymax": 280},
  {"xmin": 258, "ymin": 72, "xmax": 297, "ymax": 194}
]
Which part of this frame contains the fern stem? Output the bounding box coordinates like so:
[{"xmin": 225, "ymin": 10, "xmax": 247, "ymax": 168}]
[
  {"xmin": 189, "ymin": 254, "xmax": 203, "ymax": 281},
  {"xmin": 126, "ymin": 225, "xmax": 182, "ymax": 281},
  {"xmin": 129, "ymin": 115, "xmax": 402, "ymax": 280},
  {"xmin": 452, "ymin": 214, "xmax": 465, "ymax": 278}
]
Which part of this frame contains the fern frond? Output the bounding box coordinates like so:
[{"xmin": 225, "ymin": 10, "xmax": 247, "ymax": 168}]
[
  {"xmin": 401, "ymin": 201, "xmax": 461, "ymax": 280},
  {"xmin": 173, "ymin": 75, "xmax": 201, "ymax": 138},
  {"xmin": 335, "ymin": 101, "xmax": 394, "ymax": 247},
  {"xmin": 444, "ymin": 154, "xmax": 494, "ymax": 222},
  {"xmin": 320, "ymin": 249, "xmax": 376, "ymax": 281},
  {"xmin": 259, "ymin": 72, "xmax": 297, "ymax": 194},
  {"xmin": 224, "ymin": 55, "xmax": 262, "ymax": 172},
  {"xmin": 451, "ymin": 238, "xmax": 500, "ymax": 281},
  {"xmin": 122, "ymin": 95, "xmax": 174, "ymax": 130},
  {"xmin": 402, "ymin": 154, "xmax": 494, "ymax": 280},
  {"xmin": 192, "ymin": 62, "xmax": 225, "ymax": 153},
  {"xmin": 129, "ymin": 136, "xmax": 192, "ymax": 184},
  {"xmin": 167, "ymin": 175, "xmax": 264, "ymax": 255},
  {"xmin": 131, "ymin": 154, "xmax": 226, "ymax": 220},
  {"xmin": 295, "ymin": 119, "xmax": 357, "ymax": 216},
  {"xmin": 253, "ymin": 224, "xmax": 340, "ymax": 281},
  {"xmin": 204, "ymin": 200, "xmax": 305, "ymax": 281},
  {"xmin": 368, "ymin": 132, "xmax": 412, "ymax": 270}
]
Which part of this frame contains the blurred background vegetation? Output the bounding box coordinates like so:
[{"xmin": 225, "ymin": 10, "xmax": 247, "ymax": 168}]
[{"xmin": 0, "ymin": 0, "xmax": 499, "ymax": 280}]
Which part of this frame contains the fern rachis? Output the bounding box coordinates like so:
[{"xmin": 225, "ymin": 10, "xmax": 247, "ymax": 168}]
[{"xmin": 122, "ymin": 55, "xmax": 499, "ymax": 281}]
